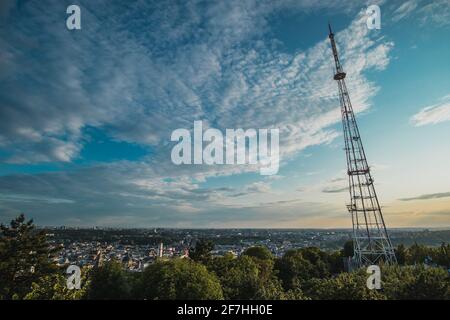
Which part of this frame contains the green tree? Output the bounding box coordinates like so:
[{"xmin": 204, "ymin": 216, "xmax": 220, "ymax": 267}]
[
  {"xmin": 328, "ymin": 250, "xmax": 345, "ymax": 274},
  {"xmin": 274, "ymin": 247, "xmax": 333, "ymax": 291},
  {"xmin": 301, "ymin": 247, "xmax": 333, "ymax": 277},
  {"xmin": 382, "ymin": 265, "xmax": 449, "ymax": 300},
  {"xmin": 430, "ymin": 243, "xmax": 449, "ymax": 268},
  {"xmin": 0, "ymin": 214, "xmax": 59, "ymax": 299},
  {"xmin": 275, "ymin": 249, "xmax": 312, "ymax": 291},
  {"xmin": 209, "ymin": 254, "xmax": 287, "ymax": 300},
  {"xmin": 138, "ymin": 259, "xmax": 223, "ymax": 300},
  {"xmin": 87, "ymin": 260, "xmax": 132, "ymax": 300},
  {"xmin": 343, "ymin": 240, "xmax": 354, "ymax": 258},
  {"xmin": 209, "ymin": 254, "xmax": 257, "ymax": 299},
  {"xmin": 242, "ymin": 246, "xmax": 273, "ymax": 260},
  {"xmin": 305, "ymin": 269, "xmax": 386, "ymax": 300},
  {"xmin": 395, "ymin": 244, "xmax": 407, "ymax": 265},
  {"xmin": 406, "ymin": 243, "xmax": 429, "ymax": 265},
  {"xmin": 189, "ymin": 239, "xmax": 214, "ymax": 264},
  {"xmin": 24, "ymin": 270, "xmax": 89, "ymax": 300}
]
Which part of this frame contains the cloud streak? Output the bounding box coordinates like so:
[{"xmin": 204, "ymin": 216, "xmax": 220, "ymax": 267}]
[
  {"xmin": 399, "ymin": 192, "xmax": 450, "ymax": 201},
  {"xmin": 392, "ymin": 0, "xmax": 418, "ymax": 22},
  {"xmin": 411, "ymin": 94, "xmax": 450, "ymax": 126},
  {"xmin": 322, "ymin": 186, "xmax": 348, "ymax": 194}
]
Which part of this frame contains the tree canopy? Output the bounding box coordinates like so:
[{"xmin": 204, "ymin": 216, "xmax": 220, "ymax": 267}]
[
  {"xmin": 138, "ymin": 259, "xmax": 223, "ymax": 300},
  {"xmin": 189, "ymin": 239, "xmax": 214, "ymax": 264},
  {"xmin": 0, "ymin": 214, "xmax": 59, "ymax": 299},
  {"xmin": 242, "ymin": 246, "xmax": 273, "ymax": 260},
  {"xmin": 87, "ymin": 260, "xmax": 133, "ymax": 300}
]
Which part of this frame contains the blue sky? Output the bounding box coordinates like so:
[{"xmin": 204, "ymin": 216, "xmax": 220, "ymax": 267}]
[{"xmin": 0, "ymin": 0, "xmax": 449, "ymax": 228}]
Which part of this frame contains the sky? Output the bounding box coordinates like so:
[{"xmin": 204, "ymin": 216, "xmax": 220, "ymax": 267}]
[{"xmin": 0, "ymin": 0, "xmax": 449, "ymax": 228}]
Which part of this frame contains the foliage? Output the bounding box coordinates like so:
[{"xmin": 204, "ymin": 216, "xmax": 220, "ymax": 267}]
[
  {"xmin": 0, "ymin": 214, "xmax": 59, "ymax": 299},
  {"xmin": 208, "ymin": 252, "xmax": 290, "ymax": 300},
  {"xmin": 24, "ymin": 270, "xmax": 89, "ymax": 300},
  {"xmin": 87, "ymin": 260, "xmax": 133, "ymax": 300},
  {"xmin": 138, "ymin": 258, "xmax": 223, "ymax": 300},
  {"xmin": 305, "ymin": 269, "xmax": 386, "ymax": 300},
  {"xmin": 274, "ymin": 247, "xmax": 341, "ymax": 291},
  {"xmin": 382, "ymin": 265, "xmax": 450, "ymax": 300},
  {"xmin": 189, "ymin": 239, "xmax": 215, "ymax": 264},
  {"xmin": 242, "ymin": 246, "xmax": 273, "ymax": 260},
  {"xmin": 395, "ymin": 244, "xmax": 407, "ymax": 265},
  {"xmin": 401, "ymin": 243, "xmax": 450, "ymax": 268},
  {"xmin": 304, "ymin": 264, "xmax": 450, "ymax": 300},
  {"xmin": 343, "ymin": 240, "xmax": 354, "ymax": 257}
]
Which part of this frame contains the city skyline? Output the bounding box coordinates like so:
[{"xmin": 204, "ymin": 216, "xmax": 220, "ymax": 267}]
[{"xmin": 1, "ymin": 0, "xmax": 450, "ymax": 228}]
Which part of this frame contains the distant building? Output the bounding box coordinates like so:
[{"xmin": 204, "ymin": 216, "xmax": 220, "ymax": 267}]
[{"xmin": 158, "ymin": 242, "xmax": 164, "ymax": 258}]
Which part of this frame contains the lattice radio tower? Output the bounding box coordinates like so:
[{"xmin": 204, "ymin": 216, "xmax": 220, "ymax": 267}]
[{"xmin": 328, "ymin": 24, "xmax": 396, "ymax": 267}]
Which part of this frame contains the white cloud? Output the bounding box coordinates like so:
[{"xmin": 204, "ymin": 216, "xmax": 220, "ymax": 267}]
[
  {"xmin": 388, "ymin": 0, "xmax": 450, "ymax": 26},
  {"xmin": 418, "ymin": 0, "xmax": 450, "ymax": 26},
  {"xmin": 392, "ymin": 0, "xmax": 418, "ymax": 22},
  {"xmin": 411, "ymin": 94, "xmax": 450, "ymax": 126},
  {"xmin": 0, "ymin": 1, "xmax": 392, "ymax": 167}
]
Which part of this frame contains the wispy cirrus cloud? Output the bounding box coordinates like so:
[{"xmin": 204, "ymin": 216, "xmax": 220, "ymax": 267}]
[
  {"xmin": 0, "ymin": 193, "xmax": 74, "ymax": 204},
  {"xmin": 387, "ymin": 0, "xmax": 450, "ymax": 26},
  {"xmin": 0, "ymin": 0, "xmax": 392, "ymax": 166},
  {"xmin": 410, "ymin": 94, "xmax": 450, "ymax": 126},
  {"xmin": 418, "ymin": 0, "xmax": 450, "ymax": 26},
  {"xmin": 0, "ymin": 0, "xmax": 397, "ymax": 226},
  {"xmin": 399, "ymin": 192, "xmax": 450, "ymax": 201},
  {"xmin": 391, "ymin": 0, "xmax": 418, "ymax": 22},
  {"xmin": 322, "ymin": 186, "xmax": 348, "ymax": 194}
]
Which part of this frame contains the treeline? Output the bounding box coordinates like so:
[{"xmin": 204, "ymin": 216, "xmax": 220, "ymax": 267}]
[{"xmin": 1, "ymin": 214, "xmax": 449, "ymax": 300}]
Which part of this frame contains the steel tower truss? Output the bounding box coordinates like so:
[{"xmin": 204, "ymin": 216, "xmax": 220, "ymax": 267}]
[{"xmin": 328, "ymin": 24, "xmax": 396, "ymax": 267}]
